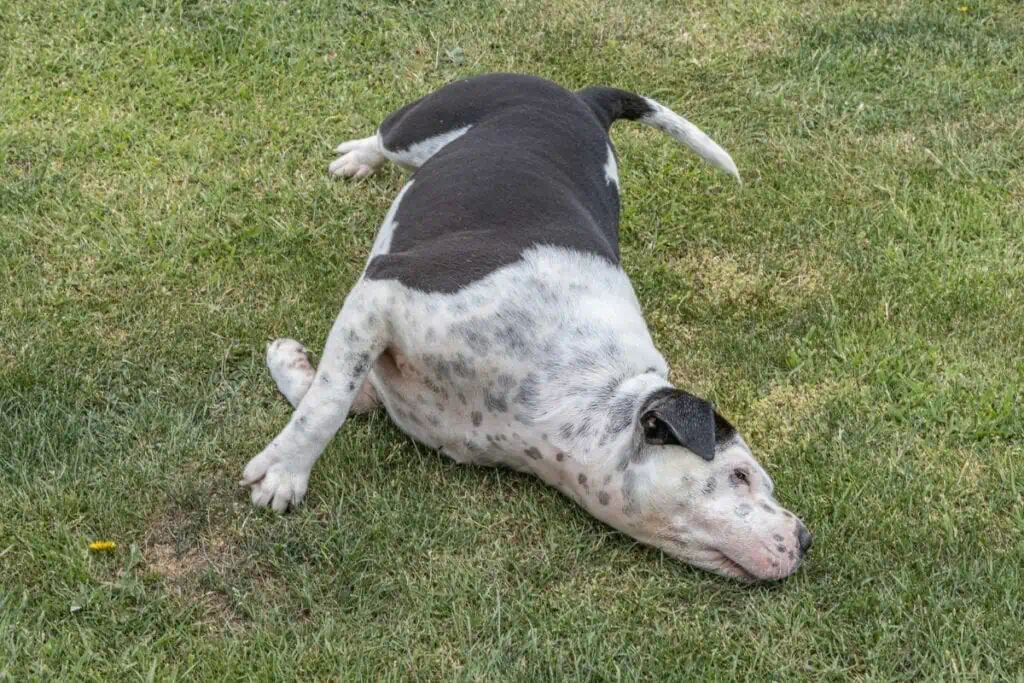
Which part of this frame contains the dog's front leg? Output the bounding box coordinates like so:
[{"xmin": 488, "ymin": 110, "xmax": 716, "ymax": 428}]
[{"xmin": 241, "ymin": 282, "xmax": 392, "ymax": 512}]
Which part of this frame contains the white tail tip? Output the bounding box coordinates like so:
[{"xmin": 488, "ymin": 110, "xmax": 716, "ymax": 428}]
[{"xmin": 641, "ymin": 99, "xmax": 742, "ymax": 185}]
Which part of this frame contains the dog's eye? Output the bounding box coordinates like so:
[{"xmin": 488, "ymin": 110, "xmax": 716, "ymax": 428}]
[{"xmin": 733, "ymin": 469, "xmax": 749, "ymax": 484}]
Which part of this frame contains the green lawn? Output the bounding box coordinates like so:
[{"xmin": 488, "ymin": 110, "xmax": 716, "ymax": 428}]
[{"xmin": 2, "ymin": 0, "xmax": 1022, "ymax": 679}]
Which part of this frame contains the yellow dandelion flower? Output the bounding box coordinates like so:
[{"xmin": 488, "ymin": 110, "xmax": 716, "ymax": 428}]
[
  {"xmin": 88, "ymin": 541, "xmax": 116, "ymax": 551},
  {"xmin": 958, "ymin": 5, "xmax": 968, "ymax": 11}
]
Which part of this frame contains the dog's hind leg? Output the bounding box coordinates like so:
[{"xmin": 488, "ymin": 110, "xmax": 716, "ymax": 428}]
[
  {"xmin": 241, "ymin": 281, "xmax": 392, "ymax": 512},
  {"xmin": 329, "ymin": 104, "xmax": 471, "ymax": 179},
  {"xmin": 265, "ymin": 338, "xmax": 378, "ymax": 413},
  {"xmin": 329, "ymin": 134, "xmax": 387, "ymax": 179},
  {"xmin": 330, "ymin": 75, "xmax": 542, "ymax": 178}
]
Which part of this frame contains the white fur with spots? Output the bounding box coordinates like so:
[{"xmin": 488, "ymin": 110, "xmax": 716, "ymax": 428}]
[
  {"xmin": 248, "ymin": 242, "xmax": 810, "ymax": 581},
  {"xmin": 247, "ymin": 89, "xmax": 809, "ymax": 581},
  {"xmin": 240, "ymin": 279, "xmax": 392, "ymax": 512}
]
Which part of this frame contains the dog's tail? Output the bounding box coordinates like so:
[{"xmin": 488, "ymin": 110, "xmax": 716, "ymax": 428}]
[{"xmin": 577, "ymin": 86, "xmax": 742, "ymax": 184}]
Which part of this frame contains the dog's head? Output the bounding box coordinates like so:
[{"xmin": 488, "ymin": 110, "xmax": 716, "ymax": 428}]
[{"xmin": 604, "ymin": 387, "xmax": 812, "ymax": 582}]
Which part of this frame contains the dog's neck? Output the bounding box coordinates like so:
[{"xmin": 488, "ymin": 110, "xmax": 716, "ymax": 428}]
[{"xmin": 524, "ymin": 362, "xmax": 670, "ymax": 488}]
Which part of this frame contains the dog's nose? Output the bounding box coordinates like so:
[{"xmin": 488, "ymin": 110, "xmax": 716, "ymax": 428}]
[{"xmin": 797, "ymin": 524, "xmax": 813, "ymax": 555}]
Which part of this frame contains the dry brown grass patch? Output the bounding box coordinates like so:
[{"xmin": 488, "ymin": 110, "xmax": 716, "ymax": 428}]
[
  {"xmin": 747, "ymin": 378, "xmax": 855, "ymax": 455},
  {"xmin": 140, "ymin": 497, "xmax": 252, "ymax": 630},
  {"xmin": 670, "ymin": 247, "xmax": 832, "ymax": 309},
  {"xmin": 146, "ymin": 539, "xmax": 226, "ymax": 583},
  {"xmin": 145, "ymin": 535, "xmax": 247, "ymax": 631}
]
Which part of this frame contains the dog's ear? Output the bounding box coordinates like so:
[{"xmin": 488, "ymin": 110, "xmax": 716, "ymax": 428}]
[{"xmin": 640, "ymin": 388, "xmax": 717, "ymax": 461}]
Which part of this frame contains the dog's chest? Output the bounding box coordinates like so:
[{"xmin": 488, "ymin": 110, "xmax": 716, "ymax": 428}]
[
  {"xmin": 362, "ymin": 246, "xmax": 668, "ymax": 479},
  {"xmin": 377, "ymin": 348, "xmax": 549, "ymax": 471},
  {"xmin": 369, "ymin": 298, "xmax": 560, "ymax": 474}
]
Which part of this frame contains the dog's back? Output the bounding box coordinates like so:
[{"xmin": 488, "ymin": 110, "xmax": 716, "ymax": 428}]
[
  {"xmin": 362, "ymin": 73, "xmax": 740, "ymax": 295},
  {"xmin": 366, "ymin": 74, "xmax": 622, "ymax": 294}
]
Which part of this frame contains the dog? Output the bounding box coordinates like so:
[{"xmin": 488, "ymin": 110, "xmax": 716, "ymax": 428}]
[{"xmin": 240, "ymin": 74, "xmax": 813, "ymax": 582}]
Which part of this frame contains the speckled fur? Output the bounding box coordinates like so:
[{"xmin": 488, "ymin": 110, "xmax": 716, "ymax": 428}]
[
  {"xmin": 241, "ymin": 74, "xmax": 812, "ymax": 582},
  {"xmin": 371, "ymin": 246, "xmax": 670, "ymax": 482}
]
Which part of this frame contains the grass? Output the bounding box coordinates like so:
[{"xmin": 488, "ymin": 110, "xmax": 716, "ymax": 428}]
[{"xmin": 1, "ymin": 0, "xmax": 1022, "ymax": 678}]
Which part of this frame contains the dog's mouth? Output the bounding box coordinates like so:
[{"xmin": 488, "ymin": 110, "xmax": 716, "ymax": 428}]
[
  {"xmin": 657, "ymin": 534, "xmax": 763, "ymax": 582},
  {"xmin": 707, "ymin": 552, "xmax": 760, "ymax": 582}
]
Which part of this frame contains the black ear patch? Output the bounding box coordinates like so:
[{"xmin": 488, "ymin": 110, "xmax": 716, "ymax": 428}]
[
  {"xmin": 713, "ymin": 411, "xmax": 737, "ymax": 445},
  {"xmin": 640, "ymin": 388, "xmax": 720, "ymax": 461}
]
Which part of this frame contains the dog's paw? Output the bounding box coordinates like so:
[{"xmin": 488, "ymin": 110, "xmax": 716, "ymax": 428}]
[
  {"xmin": 329, "ymin": 136, "xmax": 384, "ymax": 179},
  {"xmin": 240, "ymin": 450, "xmax": 310, "ymax": 513},
  {"xmin": 267, "ymin": 338, "xmax": 315, "ymax": 408}
]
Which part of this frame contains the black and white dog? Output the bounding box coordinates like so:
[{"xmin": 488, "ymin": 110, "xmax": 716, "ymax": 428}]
[{"xmin": 241, "ymin": 74, "xmax": 812, "ymax": 582}]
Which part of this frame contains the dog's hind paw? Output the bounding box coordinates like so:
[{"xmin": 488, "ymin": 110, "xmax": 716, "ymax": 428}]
[
  {"xmin": 240, "ymin": 451, "xmax": 310, "ymax": 513},
  {"xmin": 266, "ymin": 338, "xmax": 315, "ymax": 408},
  {"xmin": 329, "ymin": 135, "xmax": 384, "ymax": 179}
]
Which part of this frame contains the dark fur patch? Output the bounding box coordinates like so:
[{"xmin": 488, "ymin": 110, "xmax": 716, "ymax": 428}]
[
  {"xmin": 494, "ymin": 313, "xmax": 533, "ymax": 357},
  {"xmin": 449, "ymin": 320, "xmax": 491, "ymax": 355},
  {"xmin": 345, "ymin": 351, "xmax": 371, "ymax": 377},
  {"xmin": 366, "ymin": 74, "xmax": 624, "ymax": 293},
  {"xmin": 606, "ymin": 394, "xmax": 636, "ymax": 436},
  {"xmin": 621, "ymin": 470, "xmax": 637, "ymax": 516},
  {"xmin": 424, "ymin": 354, "xmax": 452, "ymax": 382},
  {"xmin": 639, "ymin": 387, "xmax": 717, "ymax": 461},
  {"xmin": 514, "ymin": 372, "xmax": 540, "ymax": 409},
  {"xmin": 576, "ymin": 85, "xmax": 656, "ymax": 129},
  {"xmin": 422, "ymin": 376, "xmax": 448, "ymax": 401},
  {"xmin": 484, "ymin": 390, "xmax": 508, "ymax": 413},
  {"xmin": 450, "ymin": 354, "xmax": 475, "ymax": 379},
  {"xmin": 714, "ymin": 412, "xmax": 737, "ymax": 444}
]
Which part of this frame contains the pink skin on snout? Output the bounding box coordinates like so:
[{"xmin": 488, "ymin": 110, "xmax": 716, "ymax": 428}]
[{"xmin": 603, "ymin": 438, "xmax": 812, "ymax": 582}]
